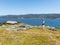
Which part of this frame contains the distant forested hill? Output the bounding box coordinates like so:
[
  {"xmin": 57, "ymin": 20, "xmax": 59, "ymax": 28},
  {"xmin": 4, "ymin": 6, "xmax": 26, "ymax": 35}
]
[{"xmin": 0, "ymin": 14, "xmax": 60, "ymax": 18}]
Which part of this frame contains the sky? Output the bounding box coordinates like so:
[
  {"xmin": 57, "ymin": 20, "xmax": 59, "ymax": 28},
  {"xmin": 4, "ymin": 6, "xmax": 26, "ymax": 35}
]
[{"xmin": 0, "ymin": 0, "xmax": 60, "ymax": 15}]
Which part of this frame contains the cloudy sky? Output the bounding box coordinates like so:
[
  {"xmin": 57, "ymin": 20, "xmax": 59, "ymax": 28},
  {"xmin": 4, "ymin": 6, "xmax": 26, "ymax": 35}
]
[{"xmin": 0, "ymin": 0, "xmax": 60, "ymax": 15}]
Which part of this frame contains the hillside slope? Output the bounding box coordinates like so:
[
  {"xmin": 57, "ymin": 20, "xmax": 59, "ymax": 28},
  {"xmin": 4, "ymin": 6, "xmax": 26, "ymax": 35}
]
[
  {"xmin": 0, "ymin": 27, "xmax": 60, "ymax": 45},
  {"xmin": 1, "ymin": 14, "xmax": 60, "ymax": 18}
]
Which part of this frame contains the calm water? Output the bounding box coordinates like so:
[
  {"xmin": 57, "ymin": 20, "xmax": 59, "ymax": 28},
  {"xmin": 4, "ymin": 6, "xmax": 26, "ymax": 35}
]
[{"xmin": 0, "ymin": 18, "xmax": 60, "ymax": 29}]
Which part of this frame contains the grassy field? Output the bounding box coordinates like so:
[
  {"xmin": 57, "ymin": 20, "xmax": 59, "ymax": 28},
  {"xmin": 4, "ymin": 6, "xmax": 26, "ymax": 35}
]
[{"xmin": 0, "ymin": 26, "xmax": 60, "ymax": 45}]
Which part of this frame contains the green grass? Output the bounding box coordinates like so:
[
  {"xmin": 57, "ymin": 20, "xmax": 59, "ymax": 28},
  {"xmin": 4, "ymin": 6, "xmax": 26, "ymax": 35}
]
[{"xmin": 0, "ymin": 26, "xmax": 60, "ymax": 45}]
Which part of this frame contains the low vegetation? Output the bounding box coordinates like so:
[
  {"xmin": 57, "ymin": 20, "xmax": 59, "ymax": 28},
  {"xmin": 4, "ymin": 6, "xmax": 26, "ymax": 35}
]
[{"xmin": 0, "ymin": 25, "xmax": 60, "ymax": 45}]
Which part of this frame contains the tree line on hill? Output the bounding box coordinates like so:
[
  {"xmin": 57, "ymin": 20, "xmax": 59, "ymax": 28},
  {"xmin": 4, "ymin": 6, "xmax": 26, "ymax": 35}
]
[{"xmin": 0, "ymin": 14, "xmax": 60, "ymax": 18}]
